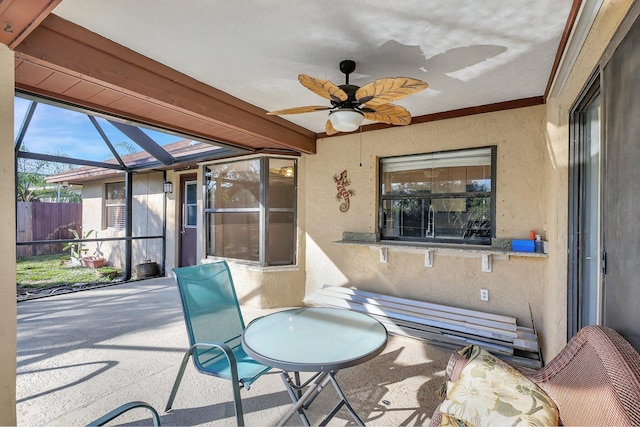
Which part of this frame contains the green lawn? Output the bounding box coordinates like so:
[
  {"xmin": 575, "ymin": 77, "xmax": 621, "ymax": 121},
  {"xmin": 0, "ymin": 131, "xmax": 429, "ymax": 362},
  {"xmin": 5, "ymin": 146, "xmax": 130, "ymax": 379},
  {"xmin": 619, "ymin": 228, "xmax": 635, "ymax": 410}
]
[{"xmin": 16, "ymin": 253, "xmax": 118, "ymax": 288}]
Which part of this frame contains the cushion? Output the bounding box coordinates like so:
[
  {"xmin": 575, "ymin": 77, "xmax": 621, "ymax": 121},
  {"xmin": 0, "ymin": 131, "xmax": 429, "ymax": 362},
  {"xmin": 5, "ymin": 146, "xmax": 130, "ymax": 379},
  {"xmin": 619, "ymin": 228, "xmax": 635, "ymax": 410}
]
[{"xmin": 440, "ymin": 345, "xmax": 558, "ymax": 427}]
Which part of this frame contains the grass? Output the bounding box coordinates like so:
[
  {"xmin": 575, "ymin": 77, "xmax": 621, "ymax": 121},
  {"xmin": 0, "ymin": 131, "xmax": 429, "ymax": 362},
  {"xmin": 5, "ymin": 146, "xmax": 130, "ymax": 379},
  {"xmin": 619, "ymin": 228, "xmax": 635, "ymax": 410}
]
[{"xmin": 16, "ymin": 253, "xmax": 118, "ymax": 289}]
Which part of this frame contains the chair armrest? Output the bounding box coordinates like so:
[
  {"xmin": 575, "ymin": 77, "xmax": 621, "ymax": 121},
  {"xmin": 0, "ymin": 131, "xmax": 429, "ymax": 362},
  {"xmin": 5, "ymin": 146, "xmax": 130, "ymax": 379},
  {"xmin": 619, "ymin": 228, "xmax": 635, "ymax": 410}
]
[
  {"xmin": 428, "ymin": 349, "xmax": 472, "ymax": 427},
  {"xmin": 86, "ymin": 401, "xmax": 161, "ymax": 426},
  {"xmin": 189, "ymin": 342, "xmax": 243, "ymax": 383},
  {"xmin": 445, "ymin": 349, "xmax": 470, "ymax": 383}
]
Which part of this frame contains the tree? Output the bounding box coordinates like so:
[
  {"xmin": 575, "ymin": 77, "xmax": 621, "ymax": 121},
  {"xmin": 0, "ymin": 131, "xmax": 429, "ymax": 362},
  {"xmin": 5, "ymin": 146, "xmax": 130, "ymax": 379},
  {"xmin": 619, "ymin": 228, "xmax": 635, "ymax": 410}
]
[
  {"xmin": 16, "ymin": 148, "xmax": 81, "ymax": 202},
  {"xmin": 16, "ymin": 169, "xmax": 49, "ymax": 202}
]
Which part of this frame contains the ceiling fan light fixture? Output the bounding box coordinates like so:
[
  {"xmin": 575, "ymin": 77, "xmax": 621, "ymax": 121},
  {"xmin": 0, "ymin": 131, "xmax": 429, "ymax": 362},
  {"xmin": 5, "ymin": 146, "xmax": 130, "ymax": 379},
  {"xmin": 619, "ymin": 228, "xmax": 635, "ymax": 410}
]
[{"xmin": 329, "ymin": 109, "xmax": 364, "ymax": 133}]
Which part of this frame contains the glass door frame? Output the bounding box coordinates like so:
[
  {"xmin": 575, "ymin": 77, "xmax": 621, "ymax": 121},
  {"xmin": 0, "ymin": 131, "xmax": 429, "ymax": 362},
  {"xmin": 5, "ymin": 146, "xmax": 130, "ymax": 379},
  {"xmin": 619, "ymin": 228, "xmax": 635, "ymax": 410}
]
[{"xmin": 568, "ymin": 71, "xmax": 602, "ymax": 340}]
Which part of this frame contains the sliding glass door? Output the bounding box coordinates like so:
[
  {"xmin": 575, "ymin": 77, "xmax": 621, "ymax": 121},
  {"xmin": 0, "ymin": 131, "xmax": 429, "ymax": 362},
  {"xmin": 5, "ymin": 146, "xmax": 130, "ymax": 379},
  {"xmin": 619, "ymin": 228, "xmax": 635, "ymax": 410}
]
[{"xmin": 568, "ymin": 75, "xmax": 601, "ymax": 337}]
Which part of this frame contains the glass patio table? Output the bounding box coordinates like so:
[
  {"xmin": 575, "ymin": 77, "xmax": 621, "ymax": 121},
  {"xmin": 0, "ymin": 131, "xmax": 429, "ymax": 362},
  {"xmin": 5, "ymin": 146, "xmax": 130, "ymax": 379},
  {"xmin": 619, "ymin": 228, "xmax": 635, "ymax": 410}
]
[{"xmin": 242, "ymin": 306, "xmax": 388, "ymax": 426}]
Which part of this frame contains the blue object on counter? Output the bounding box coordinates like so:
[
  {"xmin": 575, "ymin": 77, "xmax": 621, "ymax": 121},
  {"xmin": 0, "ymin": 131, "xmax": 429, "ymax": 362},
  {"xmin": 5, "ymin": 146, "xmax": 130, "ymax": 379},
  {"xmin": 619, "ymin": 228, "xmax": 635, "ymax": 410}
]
[{"xmin": 512, "ymin": 239, "xmax": 535, "ymax": 252}]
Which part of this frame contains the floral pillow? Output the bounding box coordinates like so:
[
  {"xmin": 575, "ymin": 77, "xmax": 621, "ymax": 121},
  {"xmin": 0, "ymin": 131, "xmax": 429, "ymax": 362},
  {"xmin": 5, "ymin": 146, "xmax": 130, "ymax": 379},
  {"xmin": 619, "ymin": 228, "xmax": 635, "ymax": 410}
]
[{"xmin": 440, "ymin": 345, "xmax": 558, "ymax": 427}]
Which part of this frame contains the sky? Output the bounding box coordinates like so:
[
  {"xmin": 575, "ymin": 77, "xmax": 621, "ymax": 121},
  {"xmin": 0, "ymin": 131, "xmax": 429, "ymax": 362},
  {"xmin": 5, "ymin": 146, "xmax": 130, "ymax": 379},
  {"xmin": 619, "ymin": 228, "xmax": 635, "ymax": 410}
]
[{"xmin": 14, "ymin": 96, "xmax": 181, "ymax": 164}]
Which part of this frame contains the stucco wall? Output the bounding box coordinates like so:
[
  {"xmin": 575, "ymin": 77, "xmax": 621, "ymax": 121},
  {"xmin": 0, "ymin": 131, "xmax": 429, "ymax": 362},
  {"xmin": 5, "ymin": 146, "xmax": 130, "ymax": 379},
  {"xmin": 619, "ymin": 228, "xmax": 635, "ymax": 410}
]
[
  {"xmin": 542, "ymin": 0, "xmax": 634, "ymax": 356},
  {"xmin": 305, "ymin": 105, "xmax": 548, "ymax": 334},
  {"xmin": 81, "ymin": 172, "xmax": 165, "ymax": 272},
  {"xmin": 302, "ymin": 0, "xmax": 635, "ymax": 361},
  {"xmin": 0, "ymin": 43, "xmax": 17, "ymax": 426}
]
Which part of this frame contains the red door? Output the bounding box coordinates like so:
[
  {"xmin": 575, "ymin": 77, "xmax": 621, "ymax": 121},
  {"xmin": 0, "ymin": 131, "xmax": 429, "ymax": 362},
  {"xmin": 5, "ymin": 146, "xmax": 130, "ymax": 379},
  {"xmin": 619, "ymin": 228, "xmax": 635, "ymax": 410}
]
[{"xmin": 179, "ymin": 175, "xmax": 198, "ymax": 267}]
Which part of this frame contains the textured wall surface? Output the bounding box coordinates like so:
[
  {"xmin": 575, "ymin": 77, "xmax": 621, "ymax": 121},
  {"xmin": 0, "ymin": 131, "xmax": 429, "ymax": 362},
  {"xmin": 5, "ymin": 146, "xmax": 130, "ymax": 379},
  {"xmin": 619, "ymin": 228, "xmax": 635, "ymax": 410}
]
[
  {"xmin": 305, "ymin": 105, "xmax": 548, "ymax": 329},
  {"xmin": 542, "ymin": 0, "xmax": 635, "ymax": 356},
  {"xmin": 0, "ymin": 43, "xmax": 17, "ymax": 425}
]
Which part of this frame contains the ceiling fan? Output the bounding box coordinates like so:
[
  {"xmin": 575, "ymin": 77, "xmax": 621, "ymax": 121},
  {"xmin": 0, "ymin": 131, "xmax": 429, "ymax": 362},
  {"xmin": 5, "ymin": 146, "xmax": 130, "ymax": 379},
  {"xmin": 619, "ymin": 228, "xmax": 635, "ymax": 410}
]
[{"xmin": 267, "ymin": 60, "xmax": 428, "ymax": 135}]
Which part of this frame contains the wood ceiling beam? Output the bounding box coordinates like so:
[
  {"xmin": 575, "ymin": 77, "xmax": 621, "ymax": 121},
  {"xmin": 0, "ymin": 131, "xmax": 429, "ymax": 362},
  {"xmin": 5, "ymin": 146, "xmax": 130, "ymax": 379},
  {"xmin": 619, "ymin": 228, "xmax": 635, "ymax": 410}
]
[
  {"xmin": 0, "ymin": 0, "xmax": 60, "ymax": 49},
  {"xmin": 13, "ymin": 14, "xmax": 317, "ymax": 154}
]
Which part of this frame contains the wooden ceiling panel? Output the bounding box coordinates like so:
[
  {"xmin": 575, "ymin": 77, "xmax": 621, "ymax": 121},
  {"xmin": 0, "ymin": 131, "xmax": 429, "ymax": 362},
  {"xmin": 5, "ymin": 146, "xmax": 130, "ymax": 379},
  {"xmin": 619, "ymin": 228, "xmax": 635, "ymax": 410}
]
[
  {"xmin": 127, "ymin": 102, "xmax": 163, "ymax": 118},
  {"xmin": 13, "ymin": 14, "xmax": 317, "ymax": 154},
  {"xmin": 195, "ymin": 122, "xmax": 285, "ymax": 150},
  {"xmin": 14, "ymin": 59, "xmax": 53, "ymax": 87},
  {"xmin": 62, "ymin": 80, "xmax": 108, "ymax": 101},
  {"xmin": 146, "ymin": 108, "xmax": 194, "ymax": 126},
  {"xmin": 37, "ymin": 71, "xmax": 82, "ymax": 94},
  {"xmin": 0, "ymin": 0, "xmax": 61, "ymax": 48},
  {"xmin": 85, "ymin": 87, "xmax": 128, "ymax": 106},
  {"xmin": 153, "ymin": 113, "xmax": 213, "ymax": 136},
  {"xmin": 106, "ymin": 95, "xmax": 147, "ymax": 112}
]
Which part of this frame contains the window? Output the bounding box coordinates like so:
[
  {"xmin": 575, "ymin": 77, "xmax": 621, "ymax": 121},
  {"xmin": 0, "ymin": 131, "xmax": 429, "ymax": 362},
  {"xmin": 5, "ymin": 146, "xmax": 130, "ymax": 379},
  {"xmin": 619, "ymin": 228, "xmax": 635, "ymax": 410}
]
[
  {"xmin": 379, "ymin": 147, "xmax": 495, "ymax": 245},
  {"xmin": 105, "ymin": 182, "xmax": 126, "ymax": 229},
  {"xmin": 184, "ymin": 181, "xmax": 198, "ymax": 228},
  {"xmin": 205, "ymin": 157, "xmax": 296, "ymax": 266}
]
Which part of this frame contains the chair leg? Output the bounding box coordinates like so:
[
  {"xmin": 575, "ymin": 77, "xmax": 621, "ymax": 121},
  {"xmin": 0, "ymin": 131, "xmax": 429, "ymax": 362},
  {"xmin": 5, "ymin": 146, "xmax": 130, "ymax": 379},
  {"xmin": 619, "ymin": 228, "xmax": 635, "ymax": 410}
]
[
  {"xmin": 165, "ymin": 349, "xmax": 193, "ymax": 412},
  {"xmin": 87, "ymin": 401, "xmax": 161, "ymax": 426},
  {"xmin": 231, "ymin": 381, "xmax": 245, "ymax": 427},
  {"xmin": 166, "ymin": 344, "xmax": 245, "ymax": 426}
]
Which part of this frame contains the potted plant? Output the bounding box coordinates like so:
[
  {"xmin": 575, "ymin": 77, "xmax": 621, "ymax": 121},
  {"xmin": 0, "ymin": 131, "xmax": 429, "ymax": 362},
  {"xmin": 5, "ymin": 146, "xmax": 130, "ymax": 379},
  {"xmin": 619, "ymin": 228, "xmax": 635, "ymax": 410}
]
[
  {"xmin": 82, "ymin": 256, "xmax": 107, "ymax": 269},
  {"xmin": 62, "ymin": 228, "xmax": 107, "ymax": 268},
  {"xmin": 63, "ymin": 229, "xmax": 98, "ymax": 266}
]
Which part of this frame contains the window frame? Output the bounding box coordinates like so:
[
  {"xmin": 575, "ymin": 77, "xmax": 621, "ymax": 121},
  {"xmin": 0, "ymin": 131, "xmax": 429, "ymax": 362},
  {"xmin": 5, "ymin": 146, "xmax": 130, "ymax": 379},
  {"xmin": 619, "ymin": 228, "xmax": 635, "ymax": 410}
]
[
  {"xmin": 104, "ymin": 181, "xmax": 126, "ymax": 230},
  {"xmin": 204, "ymin": 156, "xmax": 297, "ymax": 267},
  {"xmin": 183, "ymin": 180, "xmax": 198, "ymax": 229},
  {"xmin": 378, "ymin": 146, "xmax": 497, "ymax": 245}
]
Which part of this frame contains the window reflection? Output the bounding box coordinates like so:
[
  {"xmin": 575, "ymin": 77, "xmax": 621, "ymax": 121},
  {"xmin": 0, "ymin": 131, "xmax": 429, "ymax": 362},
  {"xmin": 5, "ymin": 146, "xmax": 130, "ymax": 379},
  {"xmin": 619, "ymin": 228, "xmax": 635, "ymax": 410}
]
[{"xmin": 379, "ymin": 147, "xmax": 494, "ymax": 244}]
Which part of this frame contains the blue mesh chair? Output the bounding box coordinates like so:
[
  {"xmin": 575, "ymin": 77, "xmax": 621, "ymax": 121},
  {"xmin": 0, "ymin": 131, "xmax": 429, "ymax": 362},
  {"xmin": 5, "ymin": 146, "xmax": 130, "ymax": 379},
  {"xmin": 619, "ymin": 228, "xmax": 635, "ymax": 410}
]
[{"xmin": 165, "ymin": 261, "xmax": 272, "ymax": 426}]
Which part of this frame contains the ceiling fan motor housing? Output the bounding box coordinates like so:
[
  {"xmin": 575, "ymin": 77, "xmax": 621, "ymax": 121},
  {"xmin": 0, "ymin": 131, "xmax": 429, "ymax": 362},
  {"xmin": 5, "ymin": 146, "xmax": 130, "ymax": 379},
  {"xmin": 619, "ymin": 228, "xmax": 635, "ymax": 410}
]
[{"xmin": 332, "ymin": 84, "xmax": 360, "ymax": 109}]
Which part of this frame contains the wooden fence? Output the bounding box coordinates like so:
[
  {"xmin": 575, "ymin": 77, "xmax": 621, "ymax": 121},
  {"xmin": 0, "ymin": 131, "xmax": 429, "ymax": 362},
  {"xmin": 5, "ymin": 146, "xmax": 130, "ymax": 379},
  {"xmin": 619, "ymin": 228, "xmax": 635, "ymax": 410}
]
[{"xmin": 16, "ymin": 201, "xmax": 82, "ymax": 257}]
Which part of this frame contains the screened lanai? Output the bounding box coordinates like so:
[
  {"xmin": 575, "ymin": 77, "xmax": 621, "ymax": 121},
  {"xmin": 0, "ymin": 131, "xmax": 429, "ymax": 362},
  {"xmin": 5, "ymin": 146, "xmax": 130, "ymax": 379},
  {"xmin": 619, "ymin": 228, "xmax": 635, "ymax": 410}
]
[{"xmin": 14, "ymin": 92, "xmax": 247, "ymax": 282}]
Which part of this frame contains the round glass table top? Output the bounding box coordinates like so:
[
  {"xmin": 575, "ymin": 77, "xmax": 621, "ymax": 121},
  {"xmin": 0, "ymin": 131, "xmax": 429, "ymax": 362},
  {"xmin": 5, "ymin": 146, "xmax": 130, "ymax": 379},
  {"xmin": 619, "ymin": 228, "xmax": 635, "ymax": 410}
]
[{"xmin": 242, "ymin": 307, "xmax": 388, "ymax": 372}]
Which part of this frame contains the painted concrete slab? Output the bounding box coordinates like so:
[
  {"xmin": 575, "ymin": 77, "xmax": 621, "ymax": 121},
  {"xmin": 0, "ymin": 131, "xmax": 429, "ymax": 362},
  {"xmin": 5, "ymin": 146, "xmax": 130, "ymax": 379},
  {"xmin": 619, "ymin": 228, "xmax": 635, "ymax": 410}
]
[{"xmin": 17, "ymin": 277, "xmax": 451, "ymax": 426}]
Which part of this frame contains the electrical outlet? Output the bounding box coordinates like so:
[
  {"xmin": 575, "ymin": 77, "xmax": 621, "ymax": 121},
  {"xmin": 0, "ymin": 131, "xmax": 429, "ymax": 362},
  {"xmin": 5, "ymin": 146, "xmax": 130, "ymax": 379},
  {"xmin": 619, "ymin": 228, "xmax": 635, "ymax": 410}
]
[{"xmin": 480, "ymin": 289, "xmax": 489, "ymax": 301}]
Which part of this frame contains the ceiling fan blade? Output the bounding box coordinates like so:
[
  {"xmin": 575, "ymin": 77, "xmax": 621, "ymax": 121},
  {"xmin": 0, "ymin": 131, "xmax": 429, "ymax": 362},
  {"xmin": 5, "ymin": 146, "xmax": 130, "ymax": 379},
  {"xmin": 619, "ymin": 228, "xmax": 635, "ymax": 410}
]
[
  {"xmin": 267, "ymin": 105, "xmax": 331, "ymax": 115},
  {"xmin": 356, "ymin": 77, "xmax": 428, "ymax": 107},
  {"xmin": 362, "ymin": 103, "xmax": 412, "ymax": 125},
  {"xmin": 325, "ymin": 120, "xmax": 340, "ymax": 135},
  {"xmin": 299, "ymin": 74, "xmax": 348, "ymax": 103}
]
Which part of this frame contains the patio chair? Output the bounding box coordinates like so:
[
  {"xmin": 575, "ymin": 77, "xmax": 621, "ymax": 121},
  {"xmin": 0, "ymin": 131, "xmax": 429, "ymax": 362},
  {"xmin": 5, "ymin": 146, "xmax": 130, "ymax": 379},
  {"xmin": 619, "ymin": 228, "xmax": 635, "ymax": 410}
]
[
  {"xmin": 87, "ymin": 401, "xmax": 161, "ymax": 426},
  {"xmin": 165, "ymin": 261, "xmax": 272, "ymax": 426}
]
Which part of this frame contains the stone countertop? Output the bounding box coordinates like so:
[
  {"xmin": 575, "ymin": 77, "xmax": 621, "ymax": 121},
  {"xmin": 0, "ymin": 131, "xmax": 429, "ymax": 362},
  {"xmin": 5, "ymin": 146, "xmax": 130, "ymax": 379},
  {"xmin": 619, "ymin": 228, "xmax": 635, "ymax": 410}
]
[{"xmin": 334, "ymin": 237, "xmax": 548, "ymax": 258}]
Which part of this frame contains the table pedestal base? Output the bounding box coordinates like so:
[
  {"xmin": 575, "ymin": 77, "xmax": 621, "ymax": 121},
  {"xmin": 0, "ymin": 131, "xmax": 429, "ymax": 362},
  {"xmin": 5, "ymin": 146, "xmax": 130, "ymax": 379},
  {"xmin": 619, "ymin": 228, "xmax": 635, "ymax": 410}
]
[{"xmin": 278, "ymin": 370, "xmax": 365, "ymax": 427}]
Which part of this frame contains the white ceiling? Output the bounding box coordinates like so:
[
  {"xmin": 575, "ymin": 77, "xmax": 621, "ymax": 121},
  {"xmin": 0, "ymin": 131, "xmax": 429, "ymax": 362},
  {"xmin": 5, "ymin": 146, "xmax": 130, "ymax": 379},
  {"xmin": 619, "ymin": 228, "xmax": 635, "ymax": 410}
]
[{"xmin": 53, "ymin": 0, "xmax": 574, "ymax": 134}]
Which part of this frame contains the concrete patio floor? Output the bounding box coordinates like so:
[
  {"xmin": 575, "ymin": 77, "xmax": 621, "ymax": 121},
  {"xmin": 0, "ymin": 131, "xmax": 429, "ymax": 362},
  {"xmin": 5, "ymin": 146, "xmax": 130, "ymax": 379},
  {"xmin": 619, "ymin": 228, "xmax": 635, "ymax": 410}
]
[{"xmin": 17, "ymin": 277, "xmax": 452, "ymax": 426}]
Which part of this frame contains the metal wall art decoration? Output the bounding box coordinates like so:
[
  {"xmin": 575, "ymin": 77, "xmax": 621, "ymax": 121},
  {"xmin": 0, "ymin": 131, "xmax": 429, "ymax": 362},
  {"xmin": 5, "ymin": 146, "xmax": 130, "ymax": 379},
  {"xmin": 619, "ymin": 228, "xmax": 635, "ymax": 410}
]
[{"xmin": 333, "ymin": 170, "xmax": 355, "ymax": 212}]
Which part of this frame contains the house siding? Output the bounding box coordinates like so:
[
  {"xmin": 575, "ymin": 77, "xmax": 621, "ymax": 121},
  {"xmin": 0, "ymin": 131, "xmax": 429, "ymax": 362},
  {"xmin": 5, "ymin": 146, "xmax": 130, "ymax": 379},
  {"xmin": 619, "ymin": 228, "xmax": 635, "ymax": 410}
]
[{"xmin": 81, "ymin": 172, "xmax": 165, "ymax": 273}]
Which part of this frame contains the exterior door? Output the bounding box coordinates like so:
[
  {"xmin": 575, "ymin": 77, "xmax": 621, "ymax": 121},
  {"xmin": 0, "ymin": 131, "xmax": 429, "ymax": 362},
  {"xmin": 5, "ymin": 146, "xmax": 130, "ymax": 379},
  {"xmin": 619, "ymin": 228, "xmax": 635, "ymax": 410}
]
[{"xmin": 179, "ymin": 175, "xmax": 198, "ymax": 267}]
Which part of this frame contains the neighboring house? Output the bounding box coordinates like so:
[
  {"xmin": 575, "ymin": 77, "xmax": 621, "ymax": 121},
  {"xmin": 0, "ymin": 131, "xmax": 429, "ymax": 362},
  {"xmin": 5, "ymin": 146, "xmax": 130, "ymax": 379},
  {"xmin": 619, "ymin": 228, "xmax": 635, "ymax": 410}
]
[
  {"xmin": 2, "ymin": 1, "xmax": 640, "ymax": 425},
  {"xmin": 46, "ymin": 139, "xmax": 225, "ymax": 274}
]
